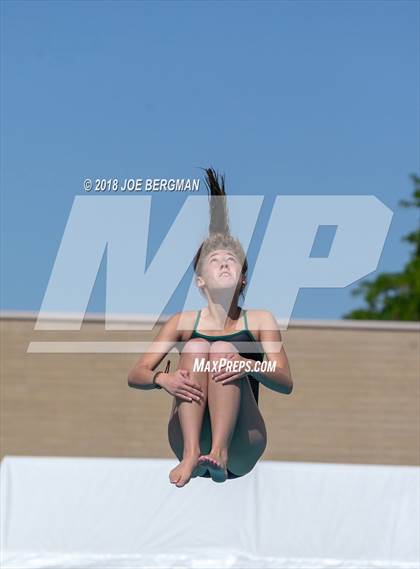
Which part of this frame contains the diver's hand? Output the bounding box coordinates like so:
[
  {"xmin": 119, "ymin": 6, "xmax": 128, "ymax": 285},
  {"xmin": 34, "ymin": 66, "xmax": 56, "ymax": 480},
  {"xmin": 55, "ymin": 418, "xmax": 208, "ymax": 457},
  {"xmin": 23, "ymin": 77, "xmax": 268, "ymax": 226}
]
[
  {"xmin": 158, "ymin": 370, "xmax": 204, "ymax": 403},
  {"xmin": 212, "ymin": 353, "xmax": 252, "ymax": 384}
]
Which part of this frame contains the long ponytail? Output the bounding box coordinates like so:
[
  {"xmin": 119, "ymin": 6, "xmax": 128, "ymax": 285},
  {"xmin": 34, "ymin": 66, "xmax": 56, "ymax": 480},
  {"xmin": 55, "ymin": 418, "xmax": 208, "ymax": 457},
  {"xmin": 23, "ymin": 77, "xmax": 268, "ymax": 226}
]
[{"xmin": 193, "ymin": 167, "xmax": 248, "ymax": 298}]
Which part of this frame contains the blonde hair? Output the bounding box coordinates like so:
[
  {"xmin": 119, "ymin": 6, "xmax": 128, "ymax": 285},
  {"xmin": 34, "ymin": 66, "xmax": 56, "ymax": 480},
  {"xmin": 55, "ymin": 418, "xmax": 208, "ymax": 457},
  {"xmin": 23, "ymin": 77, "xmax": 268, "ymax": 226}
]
[{"xmin": 193, "ymin": 168, "xmax": 248, "ymax": 298}]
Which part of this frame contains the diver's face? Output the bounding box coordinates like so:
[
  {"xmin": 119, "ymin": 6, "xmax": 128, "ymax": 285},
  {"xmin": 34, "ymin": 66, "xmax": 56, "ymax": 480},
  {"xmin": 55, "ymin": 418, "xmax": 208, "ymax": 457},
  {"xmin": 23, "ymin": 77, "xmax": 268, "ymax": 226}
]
[{"xmin": 198, "ymin": 249, "xmax": 243, "ymax": 293}]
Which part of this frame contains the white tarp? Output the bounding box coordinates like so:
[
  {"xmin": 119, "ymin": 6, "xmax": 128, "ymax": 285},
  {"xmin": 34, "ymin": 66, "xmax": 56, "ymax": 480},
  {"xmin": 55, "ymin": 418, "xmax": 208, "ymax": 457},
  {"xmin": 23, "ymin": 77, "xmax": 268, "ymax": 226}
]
[{"xmin": 0, "ymin": 456, "xmax": 418, "ymax": 568}]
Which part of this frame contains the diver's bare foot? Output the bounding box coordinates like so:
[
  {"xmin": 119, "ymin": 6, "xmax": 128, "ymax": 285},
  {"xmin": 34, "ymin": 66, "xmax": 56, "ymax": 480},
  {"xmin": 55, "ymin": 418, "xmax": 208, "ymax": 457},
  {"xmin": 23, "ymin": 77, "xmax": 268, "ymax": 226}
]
[
  {"xmin": 198, "ymin": 449, "xmax": 228, "ymax": 483},
  {"xmin": 169, "ymin": 452, "xmax": 201, "ymax": 487}
]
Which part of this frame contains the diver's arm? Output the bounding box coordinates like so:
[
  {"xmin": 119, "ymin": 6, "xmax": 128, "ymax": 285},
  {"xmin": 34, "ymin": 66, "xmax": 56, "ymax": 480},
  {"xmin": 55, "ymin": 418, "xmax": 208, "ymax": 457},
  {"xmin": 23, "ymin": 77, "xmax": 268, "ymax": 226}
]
[
  {"xmin": 127, "ymin": 312, "xmax": 181, "ymax": 389},
  {"xmin": 254, "ymin": 311, "xmax": 293, "ymax": 395}
]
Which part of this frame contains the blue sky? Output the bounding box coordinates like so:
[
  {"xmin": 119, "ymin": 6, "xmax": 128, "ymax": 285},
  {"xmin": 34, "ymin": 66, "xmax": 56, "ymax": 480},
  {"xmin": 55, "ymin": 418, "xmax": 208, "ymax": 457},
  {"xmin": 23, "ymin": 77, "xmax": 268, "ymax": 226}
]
[{"xmin": 1, "ymin": 0, "xmax": 418, "ymax": 320}]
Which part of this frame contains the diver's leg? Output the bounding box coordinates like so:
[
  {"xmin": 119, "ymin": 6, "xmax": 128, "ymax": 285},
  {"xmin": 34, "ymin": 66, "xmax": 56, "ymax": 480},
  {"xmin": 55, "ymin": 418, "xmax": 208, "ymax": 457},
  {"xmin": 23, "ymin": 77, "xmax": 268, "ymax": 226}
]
[
  {"xmin": 197, "ymin": 340, "xmax": 241, "ymax": 482},
  {"xmin": 167, "ymin": 338, "xmax": 211, "ymax": 487},
  {"xmin": 225, "ymin": 375, "xmax": 267, "ymax": 477},
  {"xmin": 199, "ymin": 340, "xmax": 267, "ymax": 481}
]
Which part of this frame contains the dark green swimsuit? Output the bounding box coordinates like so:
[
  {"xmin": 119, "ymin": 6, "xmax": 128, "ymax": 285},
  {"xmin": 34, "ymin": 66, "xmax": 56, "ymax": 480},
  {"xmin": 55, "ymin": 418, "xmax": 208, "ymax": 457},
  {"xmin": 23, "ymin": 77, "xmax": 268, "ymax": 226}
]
[{"xmin": 189, "ymin": 309, "xmax": 264, "ymax": 480}]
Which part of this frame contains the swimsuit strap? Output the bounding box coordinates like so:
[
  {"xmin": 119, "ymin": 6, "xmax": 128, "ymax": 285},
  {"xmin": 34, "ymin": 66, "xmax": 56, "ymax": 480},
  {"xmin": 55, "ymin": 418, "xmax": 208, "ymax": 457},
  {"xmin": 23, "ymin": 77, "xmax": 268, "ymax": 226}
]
[
  {"xmin": 243, "ymin": 309, "xmax": 249, "ymax": 331},
  {"xmin": 193, "ymin": 309, "xmax": 202, "ymax": 331}
]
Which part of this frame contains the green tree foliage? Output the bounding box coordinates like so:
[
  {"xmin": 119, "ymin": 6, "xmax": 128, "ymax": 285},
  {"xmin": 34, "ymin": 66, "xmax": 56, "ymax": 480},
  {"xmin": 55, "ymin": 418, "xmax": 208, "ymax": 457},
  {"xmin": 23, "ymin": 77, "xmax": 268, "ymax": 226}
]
[{"xmin": 343, "ymin": 174, "xmax": 420, "ymax": 321}]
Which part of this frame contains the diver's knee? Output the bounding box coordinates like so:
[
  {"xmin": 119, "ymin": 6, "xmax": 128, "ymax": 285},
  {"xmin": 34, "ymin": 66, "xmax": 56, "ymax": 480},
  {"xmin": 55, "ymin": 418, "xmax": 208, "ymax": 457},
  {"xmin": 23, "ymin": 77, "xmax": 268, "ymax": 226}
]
[
  {"xmin": 209, "ymin": 340, "xmax": 238, "ymax": 356},
  {"xmin": 181, "ymin": 338, "xmax": 211, "ymax": 355}
]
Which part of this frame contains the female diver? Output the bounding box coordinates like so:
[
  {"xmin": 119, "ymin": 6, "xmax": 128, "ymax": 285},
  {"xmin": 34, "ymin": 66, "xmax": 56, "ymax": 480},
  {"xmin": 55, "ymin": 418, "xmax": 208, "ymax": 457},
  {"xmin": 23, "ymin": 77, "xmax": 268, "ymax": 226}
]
[{"xmin": 128, "ymin": 168, "xmax": 293, "ymax": 487}]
